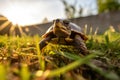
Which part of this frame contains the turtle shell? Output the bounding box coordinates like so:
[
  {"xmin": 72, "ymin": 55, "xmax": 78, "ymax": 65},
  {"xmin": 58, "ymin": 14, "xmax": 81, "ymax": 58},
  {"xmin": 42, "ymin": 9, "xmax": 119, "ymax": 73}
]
[
  {"xmin": 69, "ymin": 22, "xmax": 88, "ymax": 41},
  {"xmin": 42, "ymin": 22, "xmax": 88, "ymax": 41}
]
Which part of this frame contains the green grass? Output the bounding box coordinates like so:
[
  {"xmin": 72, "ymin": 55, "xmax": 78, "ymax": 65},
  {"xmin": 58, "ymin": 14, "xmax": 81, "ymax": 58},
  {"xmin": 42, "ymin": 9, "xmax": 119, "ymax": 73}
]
[{"xmin": 0, "ymin": 27, "xmax": 120, "ymax": 80}]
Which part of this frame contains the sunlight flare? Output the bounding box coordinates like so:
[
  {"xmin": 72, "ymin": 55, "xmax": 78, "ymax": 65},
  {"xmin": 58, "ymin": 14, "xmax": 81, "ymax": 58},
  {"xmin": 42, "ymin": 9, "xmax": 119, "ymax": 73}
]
[{"xmin": 3, "ymin": 5, "xmax": 35, "ymax": 26}]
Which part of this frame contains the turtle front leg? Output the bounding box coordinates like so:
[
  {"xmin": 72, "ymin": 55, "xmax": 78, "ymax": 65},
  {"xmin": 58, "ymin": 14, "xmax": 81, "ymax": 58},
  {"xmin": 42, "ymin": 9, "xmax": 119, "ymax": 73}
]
[
  {"xmin": 72, "ymin": 34, "xmax": 89, "ymax": 55},
  {"xmin": 39, "ymin": 36, "xmax": 52, "ymax": 51}
]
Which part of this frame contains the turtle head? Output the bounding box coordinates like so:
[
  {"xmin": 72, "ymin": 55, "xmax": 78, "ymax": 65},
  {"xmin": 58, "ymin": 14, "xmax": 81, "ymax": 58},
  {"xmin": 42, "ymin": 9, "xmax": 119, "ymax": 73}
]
[{"xmin": 53, "ymin": 19, "xmax": 71, "ymax": 38}]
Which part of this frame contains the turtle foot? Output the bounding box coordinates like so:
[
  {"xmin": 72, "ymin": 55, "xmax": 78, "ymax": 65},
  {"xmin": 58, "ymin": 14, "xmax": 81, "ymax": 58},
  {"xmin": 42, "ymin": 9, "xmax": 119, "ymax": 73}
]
[{"xmin": 65, "ymin": 37, "xmax": 73, "ymax": 42}]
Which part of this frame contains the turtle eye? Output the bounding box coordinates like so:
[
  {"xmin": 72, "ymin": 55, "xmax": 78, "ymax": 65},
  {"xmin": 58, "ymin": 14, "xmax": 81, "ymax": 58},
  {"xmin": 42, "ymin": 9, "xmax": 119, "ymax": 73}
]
[{"xmin": 63, "ymin": 20, "xmax": 69, "ymax": 25}]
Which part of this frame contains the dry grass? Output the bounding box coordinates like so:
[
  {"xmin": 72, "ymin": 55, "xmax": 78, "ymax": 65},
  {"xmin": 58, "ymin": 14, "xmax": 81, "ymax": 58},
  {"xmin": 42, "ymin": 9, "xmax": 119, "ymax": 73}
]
[{"xmin": 0, "ymin": 27, "xmax": 120, "ymax": 80}]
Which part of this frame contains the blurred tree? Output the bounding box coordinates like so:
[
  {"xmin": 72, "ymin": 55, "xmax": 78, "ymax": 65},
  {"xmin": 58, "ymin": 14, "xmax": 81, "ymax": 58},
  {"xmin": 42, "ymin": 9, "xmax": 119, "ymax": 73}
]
[
  {"xmin": 42, "ymin": 17, "xmax": 48, "ymax": 23},
  {"xmin": 61, "ymin": 0, "xmax": 83, "ymax": 19},
  {"xmin": 97, "ymin": 0, "xmax": 120, "ymax": 13}
]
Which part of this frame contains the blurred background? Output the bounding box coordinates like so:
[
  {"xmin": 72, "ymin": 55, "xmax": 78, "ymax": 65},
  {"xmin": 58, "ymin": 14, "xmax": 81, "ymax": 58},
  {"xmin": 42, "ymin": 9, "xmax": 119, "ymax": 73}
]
[{"xmin": 0, "ymin": 0, "xmax": 120, "ymax": 36}]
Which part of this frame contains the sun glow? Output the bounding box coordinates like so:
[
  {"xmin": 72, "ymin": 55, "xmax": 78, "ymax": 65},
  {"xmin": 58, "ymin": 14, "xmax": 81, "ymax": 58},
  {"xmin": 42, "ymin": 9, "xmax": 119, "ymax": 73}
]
[{"xmin": 3, "ymin": 5, "xmax": 36, "ymax": 26}]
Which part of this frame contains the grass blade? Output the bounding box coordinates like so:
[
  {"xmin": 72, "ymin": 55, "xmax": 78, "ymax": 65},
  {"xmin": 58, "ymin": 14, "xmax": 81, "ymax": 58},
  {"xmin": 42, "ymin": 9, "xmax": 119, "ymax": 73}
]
[
  {"xmin": 0, "ymin": 64, "xmax": 6, "ymax": 80},
  {"xmin": 20, "ymin": 64, "xmax": 30, "ymax": 80},
  {"xmin": 47, "ymin": 53, "xmax": 96, "ymax": 78}
]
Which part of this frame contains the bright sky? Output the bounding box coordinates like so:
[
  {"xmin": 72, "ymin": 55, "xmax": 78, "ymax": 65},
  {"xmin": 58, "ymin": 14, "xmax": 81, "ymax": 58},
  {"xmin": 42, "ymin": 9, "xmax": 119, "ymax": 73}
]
[{"xmin": 0, "ymin": 0, "xmax": 97, "ymax": 26}]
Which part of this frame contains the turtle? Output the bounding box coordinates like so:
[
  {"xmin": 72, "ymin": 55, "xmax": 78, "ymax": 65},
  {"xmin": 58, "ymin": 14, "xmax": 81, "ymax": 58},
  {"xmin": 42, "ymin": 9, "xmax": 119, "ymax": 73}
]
[{"xmin": 39, "ymin": 19, "xmax": 89, "ymax": 55}]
